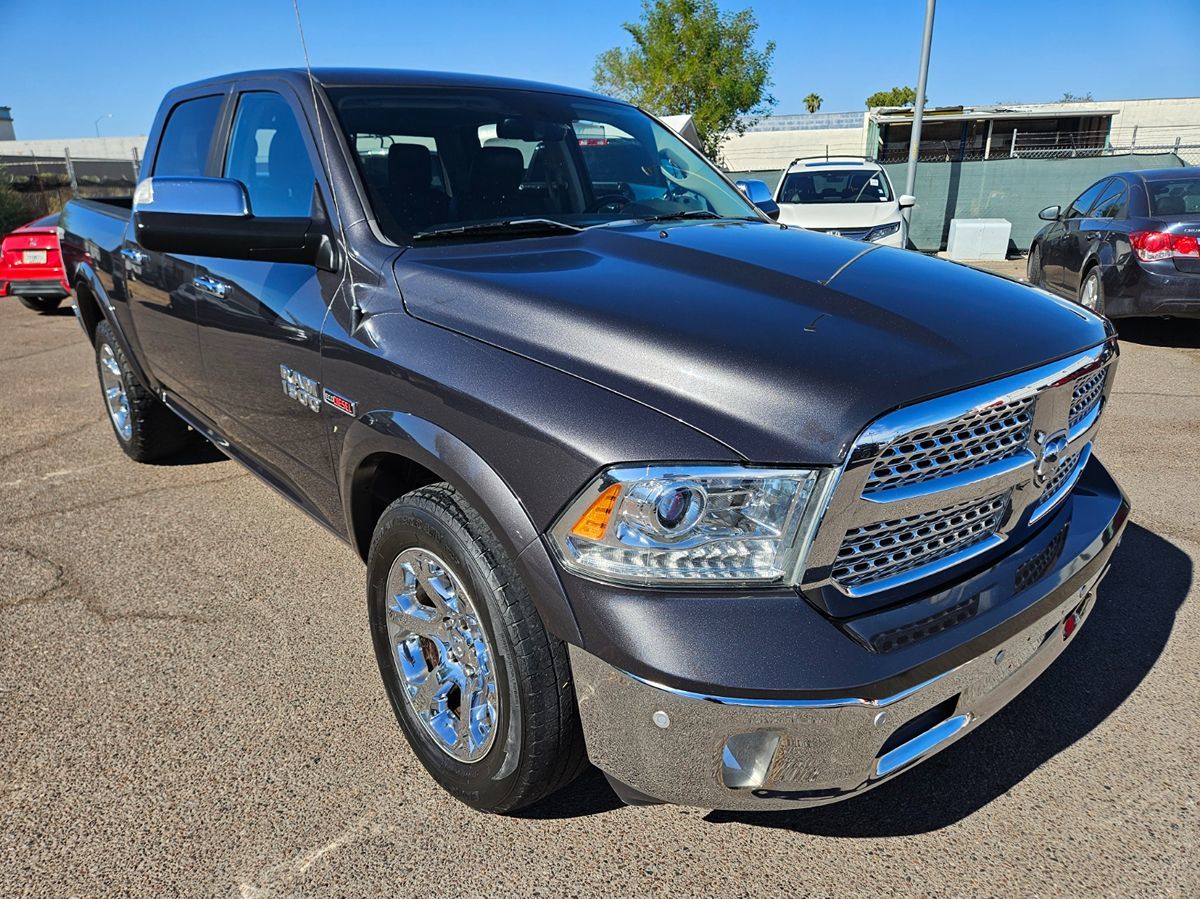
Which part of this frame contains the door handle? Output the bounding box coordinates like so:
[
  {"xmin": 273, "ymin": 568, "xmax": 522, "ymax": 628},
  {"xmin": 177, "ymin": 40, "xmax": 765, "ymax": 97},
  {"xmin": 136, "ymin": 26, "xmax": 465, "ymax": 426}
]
[
  {"xmin": 193, "ymin": 275, "xmax": 231, "ymax": 299},
  {"xmin": 120, "ymin": 247, "xmax": 148, "ymax": 265}
]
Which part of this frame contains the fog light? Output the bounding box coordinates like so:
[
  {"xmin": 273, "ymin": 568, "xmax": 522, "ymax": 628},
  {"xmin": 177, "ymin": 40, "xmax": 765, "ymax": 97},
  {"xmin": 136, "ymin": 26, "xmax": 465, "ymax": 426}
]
[{"xmin": 721, "ymin": 731, "xmax": 781, "ymax": 790}]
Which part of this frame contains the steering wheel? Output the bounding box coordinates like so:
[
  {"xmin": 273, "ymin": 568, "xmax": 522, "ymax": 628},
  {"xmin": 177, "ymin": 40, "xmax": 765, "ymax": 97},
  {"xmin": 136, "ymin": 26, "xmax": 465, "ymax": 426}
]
[{"xmin": 587, "ymin": 193, "xmax": 631, "ymax": 214}]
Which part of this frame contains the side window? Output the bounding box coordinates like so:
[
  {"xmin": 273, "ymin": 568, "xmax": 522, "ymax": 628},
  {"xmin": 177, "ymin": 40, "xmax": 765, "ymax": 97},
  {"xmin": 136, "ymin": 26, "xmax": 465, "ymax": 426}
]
[
  {"xmin": 224, "ymin": 92, "xmax": 316, "ymax": 218},
  {"xmin": 1067, "ymin": 179, "xmax": 1111, "ymax": 218},
  {"xmin": 153, "ymin": 95, "xmax": 223, "ymax": 177},
  {"xmin": 1092, "ymin": 181, "xmax": 1127, "ymax": 219}
]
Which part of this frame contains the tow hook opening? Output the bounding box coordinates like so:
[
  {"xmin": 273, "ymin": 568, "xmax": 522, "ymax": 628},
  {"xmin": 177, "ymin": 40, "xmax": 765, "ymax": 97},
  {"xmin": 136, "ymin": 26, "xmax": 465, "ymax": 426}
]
[
  {"xmin": 876, "ymin": 693, "xmax": 961, "ymax": 761},
  {"xmin": 721, "ymin": 731, "xmax": 782, "ymax": 790}
]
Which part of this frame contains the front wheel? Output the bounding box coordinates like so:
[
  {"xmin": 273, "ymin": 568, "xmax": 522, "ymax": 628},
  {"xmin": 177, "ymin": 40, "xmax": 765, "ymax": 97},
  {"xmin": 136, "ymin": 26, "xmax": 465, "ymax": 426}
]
[
  {"xmin": 1079, "ymin": 267, "xmax": 1106, "ymax": 316},
  {"xmin": 19, "ymin": 296, "xmax": 62, "ymax": 313},
  {"xmin": 1027, "ymin": 244, "xmax": 1044, "ymax": 287},
  {"xmin": 367, "ymin": 484, "xmax": 587, "ymax": 813}
]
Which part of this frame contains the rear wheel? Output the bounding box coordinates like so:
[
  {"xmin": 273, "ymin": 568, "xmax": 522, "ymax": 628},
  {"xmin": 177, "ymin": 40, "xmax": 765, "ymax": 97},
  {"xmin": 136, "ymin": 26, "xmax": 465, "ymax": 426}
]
[
  {"xmin": 18, "ymin": 296, "xmax": 62, "ymax": 313},
  {"xmin": 368, "ymin": 484, "xmax": 587, "ymax": 813},
  {"xmin": 1079, "ymin": 267, "xmax": 1106, "ymax": 316},
  {"xmin": 93, "ymin": 321, "xmax": 194, "ymax": 462}
]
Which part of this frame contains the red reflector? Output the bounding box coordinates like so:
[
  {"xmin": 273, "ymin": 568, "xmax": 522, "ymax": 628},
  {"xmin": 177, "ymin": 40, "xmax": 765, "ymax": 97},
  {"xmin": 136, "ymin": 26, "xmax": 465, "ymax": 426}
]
[{"xmin": 1063, "ymin": 613, "xmax": 1078, "ymax": 640}]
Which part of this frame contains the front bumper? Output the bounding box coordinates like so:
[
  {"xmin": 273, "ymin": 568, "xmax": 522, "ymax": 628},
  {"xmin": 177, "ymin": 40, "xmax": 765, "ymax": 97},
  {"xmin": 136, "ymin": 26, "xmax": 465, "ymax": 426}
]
[{"xmin": 569, "ymin": 464, "xmax": 1129, "ymax": 811}]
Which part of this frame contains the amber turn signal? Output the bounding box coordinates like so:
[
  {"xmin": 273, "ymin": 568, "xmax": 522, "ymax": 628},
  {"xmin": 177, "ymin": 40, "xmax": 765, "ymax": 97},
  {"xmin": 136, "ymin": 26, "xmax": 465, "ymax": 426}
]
[{"xmin": 570, "ymin": 483, "xmax": 621, "ymax": 541}]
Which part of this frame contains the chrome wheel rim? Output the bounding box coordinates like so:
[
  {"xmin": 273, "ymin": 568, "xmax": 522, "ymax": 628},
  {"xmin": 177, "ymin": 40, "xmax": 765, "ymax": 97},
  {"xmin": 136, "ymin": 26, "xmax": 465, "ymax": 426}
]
[
  {"xmin": 384, "ymin": 547, "xmax": 498, "ymax": 763},
  {"xmin": 1081, "ymin": 274, "xmax": 1100, "ymax": 310},
  {"xmin": 98, "ymin": 343, "xmax": 132, "ymax": 442}
]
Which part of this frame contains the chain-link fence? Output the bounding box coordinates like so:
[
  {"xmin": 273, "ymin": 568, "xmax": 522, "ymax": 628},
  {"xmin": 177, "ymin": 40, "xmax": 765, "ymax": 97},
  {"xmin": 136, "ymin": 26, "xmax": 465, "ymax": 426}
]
[{"xmin": 0, "ymin": 151, "xmax": 140, "ymax": 230}]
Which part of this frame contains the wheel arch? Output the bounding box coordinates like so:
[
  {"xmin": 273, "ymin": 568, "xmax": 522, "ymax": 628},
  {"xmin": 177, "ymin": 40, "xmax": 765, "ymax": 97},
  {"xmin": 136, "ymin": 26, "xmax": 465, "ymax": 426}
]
[{"xmin": 340, "ymin": 410, "xmax": 582, "ymax": 644}]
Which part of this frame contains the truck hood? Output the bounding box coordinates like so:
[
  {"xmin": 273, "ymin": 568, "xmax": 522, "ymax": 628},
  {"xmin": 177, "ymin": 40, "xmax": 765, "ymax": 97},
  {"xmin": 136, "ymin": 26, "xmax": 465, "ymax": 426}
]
[
  {"xmin": 394, "ymin": 221, "xmax": 1108, "ymax": 463},
  {"xmin": 776, "ymin": 202, "xmax": 900, "ymax": 230}
]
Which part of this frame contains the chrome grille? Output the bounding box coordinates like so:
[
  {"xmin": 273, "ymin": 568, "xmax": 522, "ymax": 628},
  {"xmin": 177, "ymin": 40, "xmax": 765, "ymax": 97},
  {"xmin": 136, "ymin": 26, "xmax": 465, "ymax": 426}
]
[
  {"xmin": 864, "ymin": 397, "xmax": 1034, "ymax": 494},
  {"xmin": 801, "ymin": 344, "xmax": 1116, "ymax": 603},
  {"xmin": 832, "ymin": 493, "xmax": 1011, "ymax": 590},
  {"xmin": 1069, "ymin": 369, "xmax": 1106, "ymax": 430},
  {"xmin": 1041, "ymin": 448, "xmax": 1082, "ymax": 501}
]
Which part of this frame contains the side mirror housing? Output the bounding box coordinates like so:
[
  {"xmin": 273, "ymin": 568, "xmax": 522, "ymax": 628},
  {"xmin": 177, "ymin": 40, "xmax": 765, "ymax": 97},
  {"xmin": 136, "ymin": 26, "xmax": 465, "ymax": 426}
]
[
  {"xmin": 735, "ymin": 178, "xmax": 780, "ymax": 221},
  {"xmin": 898, "ymin": 194, "xmax": 916, "ymax": 209},
  {"xmin": 1038, "ymin": 204, "xmax": 1061, "ymax": 222},
  {"xmin": 132, "ymin": 177, "xmax": 334, "ymax": 268}
]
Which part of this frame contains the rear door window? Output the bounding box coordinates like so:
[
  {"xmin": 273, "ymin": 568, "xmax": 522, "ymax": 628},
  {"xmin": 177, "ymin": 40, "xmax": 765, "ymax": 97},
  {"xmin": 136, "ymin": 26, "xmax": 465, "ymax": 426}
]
[
  {"xmin": 153, "ymin": 95, "xmax": 223, "ymax": 177},
  {"xmin": 224, "ymin": 92, "xmax": 316, "ymax": 218}
]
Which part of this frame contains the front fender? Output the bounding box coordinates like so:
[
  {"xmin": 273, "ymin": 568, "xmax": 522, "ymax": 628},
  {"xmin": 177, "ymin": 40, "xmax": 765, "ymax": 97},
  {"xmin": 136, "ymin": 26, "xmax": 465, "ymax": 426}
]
[{"xmin": 339, "ymin": 409, "xmax": 582, "ymax": 644}]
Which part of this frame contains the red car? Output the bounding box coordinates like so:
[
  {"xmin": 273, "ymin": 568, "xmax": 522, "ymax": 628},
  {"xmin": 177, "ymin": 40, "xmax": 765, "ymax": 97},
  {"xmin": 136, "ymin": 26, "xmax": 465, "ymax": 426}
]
[{"xmin": 0, "ymin": 213, "xmax": 72, "ymax": 312}]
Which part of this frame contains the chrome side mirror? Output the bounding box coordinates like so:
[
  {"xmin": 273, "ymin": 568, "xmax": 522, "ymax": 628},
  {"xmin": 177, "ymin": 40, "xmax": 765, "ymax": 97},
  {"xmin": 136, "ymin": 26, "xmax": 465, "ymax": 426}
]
[{"xmin": 735, "ymin": 179, "xmax": 780, "ymax": 221}]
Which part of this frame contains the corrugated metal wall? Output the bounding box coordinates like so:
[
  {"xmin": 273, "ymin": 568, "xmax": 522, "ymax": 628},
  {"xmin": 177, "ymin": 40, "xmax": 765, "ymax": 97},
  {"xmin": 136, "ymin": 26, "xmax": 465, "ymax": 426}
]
[{"xmin": 729, "ymin": 153, "xmax": 1185, "ymax": 253}]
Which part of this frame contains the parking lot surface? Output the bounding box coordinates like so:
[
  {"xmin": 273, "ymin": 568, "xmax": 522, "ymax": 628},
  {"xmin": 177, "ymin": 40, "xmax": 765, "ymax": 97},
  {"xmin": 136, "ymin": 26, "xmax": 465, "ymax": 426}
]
[{"xmin": 1, "ymin": 295, "xmax": 1198, "ymax": 897}]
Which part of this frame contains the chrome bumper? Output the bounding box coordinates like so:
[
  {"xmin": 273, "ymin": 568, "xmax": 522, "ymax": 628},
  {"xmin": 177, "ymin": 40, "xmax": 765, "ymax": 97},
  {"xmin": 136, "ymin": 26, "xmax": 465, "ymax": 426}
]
[{"xmin": 570, "ymin": 566, "xmax": 1107, "ymax": 811}]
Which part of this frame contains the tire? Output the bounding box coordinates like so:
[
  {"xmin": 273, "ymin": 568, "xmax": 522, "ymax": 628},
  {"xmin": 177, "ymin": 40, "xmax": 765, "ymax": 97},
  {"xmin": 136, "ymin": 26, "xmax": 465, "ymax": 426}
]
[
  {"xmin": 19, "ymin": 296, "xmax": 62, "ymax": 313},
  {"xmin": 1027, "ymin": 244, "xmax": 1044, "ymax": 287},
  {"xmin": 1079, "ymin": 267, "xmax": 1106, "ymax": 316},
  {"xmin": 93, "ymin": 320, "xmax": 194, "ymax": 462},
  {"xmin": 368, "ymin": 483, "xmax": 587, "ymax": 813}
]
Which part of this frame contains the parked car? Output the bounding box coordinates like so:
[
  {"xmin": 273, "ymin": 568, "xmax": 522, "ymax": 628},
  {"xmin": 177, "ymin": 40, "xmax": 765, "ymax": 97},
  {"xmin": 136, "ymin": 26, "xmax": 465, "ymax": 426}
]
[
  {"xmin": 0, "ymin": 213, "xmax": 71, "ymax": 312},
  {"xmin": 772, "ymin": 156, "xmax": 915, "ymax": 247},
  {"xmin": 1028, "ymin": 167, "xmax": 1200, "ymax": 318},
  {"xmin": 60, "ymin": 69, "xmax": 1128, "ymax": 815}
]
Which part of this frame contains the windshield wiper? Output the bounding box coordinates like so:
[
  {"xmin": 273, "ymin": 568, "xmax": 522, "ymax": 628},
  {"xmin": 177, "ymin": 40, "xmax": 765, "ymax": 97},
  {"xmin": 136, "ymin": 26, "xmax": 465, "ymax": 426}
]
[
  {"xmin": 637, "ymin": 209, "xmax": 725, "ymax": 223},
  {"xmin": 411, "ymin": 218, "xmax": 583, "ymax": 241}
]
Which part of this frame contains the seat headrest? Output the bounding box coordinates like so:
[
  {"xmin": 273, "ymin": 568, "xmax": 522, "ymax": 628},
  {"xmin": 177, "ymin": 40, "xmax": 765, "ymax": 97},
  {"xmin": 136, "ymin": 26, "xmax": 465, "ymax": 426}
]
[
  {"xmin": 470, "ymin": 146, "xmax": 525, "ymax": 191},
  {"xmin": 1156, "ymin": 194, "xmax": 1186, "ymax": 215},
  {"xmin": 388, "ymin": 143, "xmax": 432, "ymax": 191}
]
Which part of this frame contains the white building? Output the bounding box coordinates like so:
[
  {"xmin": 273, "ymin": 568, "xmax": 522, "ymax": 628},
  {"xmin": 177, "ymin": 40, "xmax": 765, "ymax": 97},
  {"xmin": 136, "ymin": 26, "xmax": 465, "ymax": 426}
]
[{"xmin": 722, "ymin": 96, "xmax": 1200, "ymax": 172}]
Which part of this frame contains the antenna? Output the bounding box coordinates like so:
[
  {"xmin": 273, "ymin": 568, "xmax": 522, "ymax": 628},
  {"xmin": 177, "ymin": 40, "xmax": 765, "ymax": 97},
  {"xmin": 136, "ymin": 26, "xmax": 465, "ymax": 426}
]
[{"xmin": 291, "ymin": 0, "xmax": 364, "ymax": 332}]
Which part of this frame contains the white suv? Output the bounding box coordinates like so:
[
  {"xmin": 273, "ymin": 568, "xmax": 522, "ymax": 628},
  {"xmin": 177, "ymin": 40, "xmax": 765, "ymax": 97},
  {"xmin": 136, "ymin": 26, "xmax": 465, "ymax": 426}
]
[{"xmin": 773, "ymin": 157, "xmax": 914, "ymax": 248}]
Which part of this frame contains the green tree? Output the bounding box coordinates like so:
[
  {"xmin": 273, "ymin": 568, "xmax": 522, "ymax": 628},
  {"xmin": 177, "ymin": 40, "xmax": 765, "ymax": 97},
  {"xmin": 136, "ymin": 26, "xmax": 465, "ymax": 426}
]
[
  {"xmin": 804, "ymin": 93, "xmax": 822, "ymax": 114},
  {"xmin": 0, "ymin": 182, "xmax": 33, "ymax": 236},
  {"xmin": 865, "ymin": 86, "xmax": 919, "ymax": 108},
  {"xmin": 593, "ymin": 0, "xmax": 776, "ymax": 161},
  {"xmin": 1059, "ymin": 91, "xmax": 1095, "ymax": 103}
]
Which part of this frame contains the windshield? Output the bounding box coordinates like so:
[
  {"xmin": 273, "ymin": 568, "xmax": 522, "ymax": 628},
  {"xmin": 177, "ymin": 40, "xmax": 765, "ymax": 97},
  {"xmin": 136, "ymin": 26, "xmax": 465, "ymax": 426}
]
[
  {"xmin": 778, "ymin": 167, "xmax": 893, "ymax": 205},
  {"xmin": 1147, "ymin": 177, "xmax": 1200, "ymax": 216},
  {"xmin": 327, "ymin": 86, "xmax": 759, "ymax": 242}
]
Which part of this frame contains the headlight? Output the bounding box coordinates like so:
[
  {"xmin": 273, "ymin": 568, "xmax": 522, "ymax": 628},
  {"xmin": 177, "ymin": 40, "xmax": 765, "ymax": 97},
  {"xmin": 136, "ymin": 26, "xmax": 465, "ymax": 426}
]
[
  {"xmin": 866, "ymin": 221, "xmax": 902, "ymax": 242},
  {"xmin": 549, "ymin": 465, "xmax": 830, "ymax": 586}
]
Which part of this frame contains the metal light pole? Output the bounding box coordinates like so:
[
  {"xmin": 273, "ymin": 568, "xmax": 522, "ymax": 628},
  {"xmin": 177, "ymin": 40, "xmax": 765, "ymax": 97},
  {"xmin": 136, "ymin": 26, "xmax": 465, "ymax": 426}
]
[
  {"xmin": 903, "ymin": 0, "xmax": 936, "ymax": 242},
  {"xmin": 94, "ymin": 113, "xmax": 112, "ymax": 137}
]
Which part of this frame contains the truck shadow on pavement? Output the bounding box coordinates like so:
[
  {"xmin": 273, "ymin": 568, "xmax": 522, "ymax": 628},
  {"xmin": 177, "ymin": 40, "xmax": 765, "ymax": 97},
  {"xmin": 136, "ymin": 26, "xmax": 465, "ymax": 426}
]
[
  {"xmin": 1116, "ymin": 318, "xmax": 1200, "ymax": 349},
  {"xmin": 701, "ymin": 523, "xmax": 1189, "ymax": 836}
]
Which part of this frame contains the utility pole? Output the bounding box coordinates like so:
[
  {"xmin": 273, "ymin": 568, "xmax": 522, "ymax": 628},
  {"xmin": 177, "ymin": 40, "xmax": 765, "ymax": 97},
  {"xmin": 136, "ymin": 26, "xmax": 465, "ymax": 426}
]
[{"xmin": 903, "ymin": 0, "xmax": 936, "ymax": 244}]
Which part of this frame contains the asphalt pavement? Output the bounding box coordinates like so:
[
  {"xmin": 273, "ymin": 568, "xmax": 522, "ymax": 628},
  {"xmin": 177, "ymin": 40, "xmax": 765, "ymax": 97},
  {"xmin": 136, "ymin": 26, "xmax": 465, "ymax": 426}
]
[{"xmin": 1, "ymin": 292, "xmax": 1197, "ymax": 897}]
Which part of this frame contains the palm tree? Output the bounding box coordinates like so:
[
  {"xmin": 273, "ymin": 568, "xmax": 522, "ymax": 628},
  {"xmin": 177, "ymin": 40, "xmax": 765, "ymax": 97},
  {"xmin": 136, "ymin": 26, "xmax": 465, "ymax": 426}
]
[{"xmin": 804, "ymin": 93, "xmax": 822, "ymax": 114}]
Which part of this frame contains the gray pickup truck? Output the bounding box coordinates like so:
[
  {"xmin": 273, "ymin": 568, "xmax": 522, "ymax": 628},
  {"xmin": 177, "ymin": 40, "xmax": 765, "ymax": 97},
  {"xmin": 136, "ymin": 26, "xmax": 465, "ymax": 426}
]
[{"xmin": 60, "ymin": 68, "xmax": 1129, "ymax": 814}]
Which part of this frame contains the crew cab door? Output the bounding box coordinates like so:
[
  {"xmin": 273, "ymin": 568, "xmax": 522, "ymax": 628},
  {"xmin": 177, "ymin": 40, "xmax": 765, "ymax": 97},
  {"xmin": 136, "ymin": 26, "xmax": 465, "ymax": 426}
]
[
  {"xmin": 191, "ymin": 86, "xmax": 341, "ymax": 519},
  {"xmin": 124, "ymin": 93, "xmax": 225, "ymax": 396}
]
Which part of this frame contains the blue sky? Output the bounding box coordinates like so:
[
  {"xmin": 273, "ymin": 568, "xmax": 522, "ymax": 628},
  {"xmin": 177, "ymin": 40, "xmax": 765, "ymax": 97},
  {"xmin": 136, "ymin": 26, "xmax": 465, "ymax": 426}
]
[{"xmin": 3, "ymin": 0, "xmax": 1198, "ymax": 140}]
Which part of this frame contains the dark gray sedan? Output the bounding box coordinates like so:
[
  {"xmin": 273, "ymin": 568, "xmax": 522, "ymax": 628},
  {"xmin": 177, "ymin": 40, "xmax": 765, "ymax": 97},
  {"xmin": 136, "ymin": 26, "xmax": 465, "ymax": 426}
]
[{"xmin": 1028, "ymin": 167, "xmax": 1200, "ymax": 318}]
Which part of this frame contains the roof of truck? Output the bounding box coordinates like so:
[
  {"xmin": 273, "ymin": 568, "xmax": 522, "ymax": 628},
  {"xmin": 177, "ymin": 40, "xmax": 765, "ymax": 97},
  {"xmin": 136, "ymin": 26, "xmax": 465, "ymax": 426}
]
[{"xmin": 171, "ymin": 68, "xmax": 618, "ymax": 104}]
